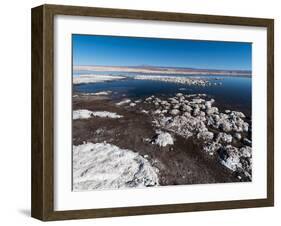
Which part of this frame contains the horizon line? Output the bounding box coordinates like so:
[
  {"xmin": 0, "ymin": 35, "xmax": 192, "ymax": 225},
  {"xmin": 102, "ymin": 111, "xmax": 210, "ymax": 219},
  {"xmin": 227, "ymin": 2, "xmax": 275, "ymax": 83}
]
[{"xmin": 73, "ymin": 64, "xmax": 252, "ymax": 72}]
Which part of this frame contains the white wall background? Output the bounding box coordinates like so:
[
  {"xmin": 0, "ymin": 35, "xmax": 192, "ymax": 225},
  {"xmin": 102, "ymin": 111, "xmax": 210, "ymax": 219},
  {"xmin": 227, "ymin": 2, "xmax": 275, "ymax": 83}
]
[{"xmin": 0, "ymin": 0, "xmax": 279, "ymax": 225}]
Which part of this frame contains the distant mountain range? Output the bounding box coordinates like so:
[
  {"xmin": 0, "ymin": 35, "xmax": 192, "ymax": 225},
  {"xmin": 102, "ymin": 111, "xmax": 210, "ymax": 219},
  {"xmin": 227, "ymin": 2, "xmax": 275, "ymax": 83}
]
[{"xmin": 73, "ymin": 65, "xmax": 252, "ymax": 77}]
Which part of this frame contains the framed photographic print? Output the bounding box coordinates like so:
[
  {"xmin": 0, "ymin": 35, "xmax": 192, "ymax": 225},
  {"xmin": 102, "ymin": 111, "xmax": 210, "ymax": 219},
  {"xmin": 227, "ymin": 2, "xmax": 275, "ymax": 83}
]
[{"xmin": 31, "ymin": 4, "xmax": 274, "ymax": 221}]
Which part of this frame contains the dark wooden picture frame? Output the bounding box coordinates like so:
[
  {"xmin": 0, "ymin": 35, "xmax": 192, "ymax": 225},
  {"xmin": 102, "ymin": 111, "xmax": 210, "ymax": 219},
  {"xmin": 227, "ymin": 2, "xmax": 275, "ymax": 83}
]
[{"xmin": 31, "ymin": 4, "xmax": 274, "ymax": 221}]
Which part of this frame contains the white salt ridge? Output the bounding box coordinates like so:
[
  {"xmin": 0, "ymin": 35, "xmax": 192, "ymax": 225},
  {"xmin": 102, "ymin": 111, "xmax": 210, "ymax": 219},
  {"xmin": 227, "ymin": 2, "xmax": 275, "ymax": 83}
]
[
  {"xmin": 80, "ymin": 91, "xmax": 112, "ymax": 96},
  {"xmin": 154, "ymin": 131, "xmax": 174, "ymax": 147},
  {"xmin": 141, "ymin": 110, "xmax": 149, "ymax": 114},
  {"xmin": 73, "ymin": 109, "xmax": 123, "ymax": 120},
  {"xmin": 73, "ymin": 74, "xmax": 125, "ymax": 84},
  {"xmin": 73, "ymin": 142, "xmax": 159, "ymax": 191},
  {"xmin": 116, "ymin": 99, "xmax": 131, "ymax": 106},
  {"xmin": 135, "ymin": 75, "xmax": 210, "ymax": 86},
  {"xmin": 91, "ymin": 111, "xmax": 123, "ymax": 119},
  {"xmin": 73, "ymin": 109, "xmax": 93, "ymax": 119}
]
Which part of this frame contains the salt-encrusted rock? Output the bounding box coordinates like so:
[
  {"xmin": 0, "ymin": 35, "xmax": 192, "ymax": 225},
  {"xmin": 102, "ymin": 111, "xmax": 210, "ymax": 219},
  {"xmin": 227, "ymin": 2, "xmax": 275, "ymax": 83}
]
[
  {"xmin": 213, "ymin": 114, "xmax": 220, "ymax": 122},
  {"xmin": 240, "ymin": 146, "xmax": 252, "ymax": 158},
  {"xmin": 185, "ymin": 94, "xmax": 196, "ymax": 98},
  {"xmin": 206, "ymin": 107, "xmax": 219, "ymax": 115},
  {"xmin": 173, "ymin": 104, "xmax": 180, "ymax": 109},
  {"xmin": 207, "ymin": 111, "xmax": 249, "ymax": 133},
  {"xmin": 197, "ymin": 115, "xmax": 207, "ymax": 122},
  {"xmin": 197, "ymin": 131, "xmax": 214, "ymax": 142},
  {"xmin": 199, "ymin": 104, "xmax": 205, "ymax": 110},
  {"xmin": 155, "ymin": 115, "xmax": 207, "ymax": 139},
  {"xmin": 145, "ymin": 97, "xmax": 153, "ymax": 102},
  {"xmin": 141, "ymin": 110, "xmax": 149, "ymax": 114},
  {"xmin": 205, "ymin": 101, "xmax": 212, "ymax": 109},
  {"xmin": 219, "ymin": 120, "xmax": 232, "ymax": 132},
  {"xmin": 147, "ymin": 94, "xmax": 251, "ymax": 181},
  {"xmin": 203, "ymin": 142, "xmax": 221, "ymax": 155},
  {"xmin": 218, "ymin": 145, "xmax": 241, "ymax": 171},
  {"xmin": 242, "ymin": 122, "xmax": 249, "ymax": 132},
  {"xmin": 200, "ymin": 111, "xmax": 206, "ymax": 117},
  {"xmin": 232, "ymin": 118, "xmax": 243, "ymax": 131},
  {"xmin": 161, "ymin": 100, "xmax": 169, "ymax": 106},
  {"xmin": 243, "ymin": 138, "xmax": 252, "ymax": 146},
  {"xmin": 183, "ymin": 112, "xmax": 191, "ymax": 117},
  {"xmin": 219, "ymin": 113, "xmax": 229, "ymax": 119},
  {"xmin": 179, "ymin": 96, "xmax": 185, "ymax": 102},
  {"xmin": 231, "ymin": 111, "xmax": 246, "ymax": 118},
  {"xmin": 206, "ymin": 115, "xmax": 215, "ymax": 126},
  {"xmin": 176, "ymin": 93, "xmax": 183, "ymax": 97},
  {"xmin": 217, "ymin": 145, "xmax": 252, "ymax": 180},
  {"xmin": 153, "ymin": 131, "xmax": 174, "ymax": 147},
  {"xmin": 180, "ymin": 104, "xmax": 193, "ymax": 112},
  {"xmin": 193, "ymin": 107, "xmax": 201, "ymax": 117},
  {"xmin": 154, "ymin": 109, "xmax": 162, "ymax": 114},
  {"xmin": 216, "ymin": 132, "xmax": 233, "ymax": 143},
  {"xmin": 170, "ymin": 109, "xmax": 180, "ymax": 115},
  {"xmin": 192, "ymin": 98, "xmax": 205, "ymax": 104},
  {"xmin": 234, "ymin": 133, "xmax": 242, "ymax": 140},
  {"xmin": 169, "ymin": 98, "xmax": 179, "ymax": 104}
]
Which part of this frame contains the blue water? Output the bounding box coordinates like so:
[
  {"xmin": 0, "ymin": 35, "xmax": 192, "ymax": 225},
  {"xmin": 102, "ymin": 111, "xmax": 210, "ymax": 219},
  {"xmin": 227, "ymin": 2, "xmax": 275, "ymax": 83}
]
[{"xmin": 73, "ymin": 72, "xmax": 252, "ymax": 116}]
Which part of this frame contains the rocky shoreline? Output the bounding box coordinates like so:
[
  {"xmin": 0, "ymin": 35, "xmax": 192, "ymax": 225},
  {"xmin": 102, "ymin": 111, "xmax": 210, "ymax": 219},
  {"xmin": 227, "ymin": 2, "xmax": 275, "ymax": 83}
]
[
  {"xmin": 139, "ymin": 93, "xmax": 252, "ymax": 181},
  {"xmin": 72, "ymin": 91, "xmax": 252, "ymax": 191}
]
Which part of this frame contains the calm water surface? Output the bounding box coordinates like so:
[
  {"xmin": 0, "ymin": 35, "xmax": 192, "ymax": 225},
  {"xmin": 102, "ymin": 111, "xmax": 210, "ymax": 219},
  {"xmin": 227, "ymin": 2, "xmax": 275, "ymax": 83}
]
[{"xmin": 73, "ymin": 72, "xmax": 252, "ymax": 116}]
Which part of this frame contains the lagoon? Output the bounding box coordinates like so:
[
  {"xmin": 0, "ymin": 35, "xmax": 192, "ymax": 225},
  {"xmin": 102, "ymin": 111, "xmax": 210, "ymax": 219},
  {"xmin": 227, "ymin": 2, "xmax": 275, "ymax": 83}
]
[{"xmin": 73, "ymin": 73, "xmax": 252, "ymax": 117}]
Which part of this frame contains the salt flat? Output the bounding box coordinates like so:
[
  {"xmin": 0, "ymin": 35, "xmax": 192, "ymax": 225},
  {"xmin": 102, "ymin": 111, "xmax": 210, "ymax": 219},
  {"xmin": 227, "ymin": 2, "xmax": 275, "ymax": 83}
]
[
  {"xmin": 73, "ymin": 74, "xmax": 125, "ymax": 84},
  {"xmin": 73, "ymin": 142, "xmax": 159, "ymax": 191}
]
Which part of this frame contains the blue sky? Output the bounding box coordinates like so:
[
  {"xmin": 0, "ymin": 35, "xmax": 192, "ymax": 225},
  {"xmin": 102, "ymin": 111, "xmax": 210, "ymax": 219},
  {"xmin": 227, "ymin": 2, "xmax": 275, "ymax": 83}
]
[{"xmin": 72, "ymin": 34, "xmax": 252, "ymax": 70}]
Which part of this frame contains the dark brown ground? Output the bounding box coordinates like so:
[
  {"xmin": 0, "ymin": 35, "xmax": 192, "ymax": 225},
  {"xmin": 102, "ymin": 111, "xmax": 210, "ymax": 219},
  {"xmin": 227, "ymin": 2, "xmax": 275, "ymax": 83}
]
[{"xmin": 73, "ymin": 95, "xmax": 239, "ymax": 186}]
